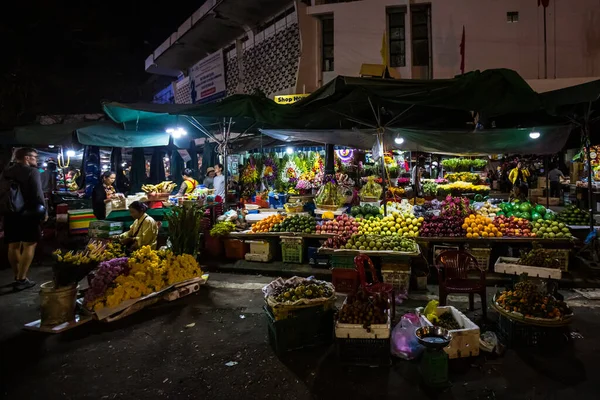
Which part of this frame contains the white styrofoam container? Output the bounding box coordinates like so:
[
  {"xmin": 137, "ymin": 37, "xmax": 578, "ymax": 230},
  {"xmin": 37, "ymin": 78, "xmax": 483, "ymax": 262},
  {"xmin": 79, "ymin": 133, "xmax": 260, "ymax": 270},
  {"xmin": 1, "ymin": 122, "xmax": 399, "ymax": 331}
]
[
  {"xmin": 422, "ymin": 306, "xmax": 480, "ymax": 359},
  {"xmin": 335, "ymin": 298, "xmax": 391, "ymax": 339},
  {"xmin": 495, "ymin": 257, "xmax": 562, "ymax": 280}
]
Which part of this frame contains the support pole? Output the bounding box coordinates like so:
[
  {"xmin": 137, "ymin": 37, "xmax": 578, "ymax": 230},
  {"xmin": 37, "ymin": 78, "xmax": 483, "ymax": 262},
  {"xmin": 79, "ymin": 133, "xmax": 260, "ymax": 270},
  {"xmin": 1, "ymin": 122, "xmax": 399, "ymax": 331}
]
[
  {"xmin": 324, "ymin": 143, "xmax": 335, "ymax": 175},
  {"xmin": 545, "ymin": 155, "xmax": 549, "ymax": 206},
  {"xmin": 585, "ymin": 129, "xmax": 594, "ymax": 232},
  {"xmin": 543, "ymin": 7, "xmax": 548, "ymax": 79}
]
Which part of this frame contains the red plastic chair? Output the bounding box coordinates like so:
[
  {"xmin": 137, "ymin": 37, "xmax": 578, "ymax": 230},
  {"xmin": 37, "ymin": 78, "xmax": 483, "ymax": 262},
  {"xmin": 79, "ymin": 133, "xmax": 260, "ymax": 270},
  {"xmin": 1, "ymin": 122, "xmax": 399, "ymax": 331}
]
[
  {"xmin": 435, "ymin": 250, "xmax": 487, "ymax": 319},
  {"xmin": 354, "ymin": 254, "xmax": 396, "ymax": 318}
]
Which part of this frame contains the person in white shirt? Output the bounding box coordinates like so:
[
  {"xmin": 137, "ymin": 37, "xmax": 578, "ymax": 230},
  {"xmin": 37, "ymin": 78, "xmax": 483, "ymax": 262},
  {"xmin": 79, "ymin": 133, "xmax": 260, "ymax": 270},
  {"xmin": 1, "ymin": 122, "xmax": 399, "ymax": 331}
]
[{"xmin": 213, "ymin": 163, "xmax": 225, "ymax": 201}]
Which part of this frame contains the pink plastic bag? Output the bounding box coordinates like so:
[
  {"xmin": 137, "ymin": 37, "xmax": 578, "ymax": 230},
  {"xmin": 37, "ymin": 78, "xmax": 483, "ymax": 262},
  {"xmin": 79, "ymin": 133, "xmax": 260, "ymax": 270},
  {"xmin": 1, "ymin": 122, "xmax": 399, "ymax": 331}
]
[{"xmin": 390, "ymin": 313, "xmax": 425, "ymax": 360}]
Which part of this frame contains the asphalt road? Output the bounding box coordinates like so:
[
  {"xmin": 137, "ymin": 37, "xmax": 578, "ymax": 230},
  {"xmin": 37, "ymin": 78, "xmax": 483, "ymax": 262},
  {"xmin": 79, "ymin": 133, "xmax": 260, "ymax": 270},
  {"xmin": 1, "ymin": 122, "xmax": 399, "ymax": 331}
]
[{"xmin": 1, "ymin": 266, "xmax": 600, "ymax": 400}]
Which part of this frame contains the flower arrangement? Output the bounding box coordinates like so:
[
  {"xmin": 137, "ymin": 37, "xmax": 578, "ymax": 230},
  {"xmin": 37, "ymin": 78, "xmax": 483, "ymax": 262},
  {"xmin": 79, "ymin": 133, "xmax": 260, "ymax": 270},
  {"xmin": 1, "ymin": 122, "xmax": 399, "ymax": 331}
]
[
  {"xmin": 262, "ymin": 155, "xmax": 278, "ymax": 187},
  {"xmin": 241, "ymin": 156, "xmax": 259, "ymax": 184},
  {"xmin": 446, "ymin": 172, "xmax": 480, "ymax": 184},
  {"xmin": 397, "ymin": 177, "xmax": 411, "ymax": 186},
  {"xmin": 435, "ymin": 178, "xmax": 449, "ymax": 184},
  {"xmin": 52, "ymin": 240, "xmax": 126, "ymax": 287},
  {"xmin": 336, "ymin": 173, "xmax": 355, "ymax": 195},
  {"xmin": 86, "ymin": 247, "xmax": 202, "ymax": 312},
  {"xmin": 441, "ymin": 158, "xmax": 487, "ymax": 172}
]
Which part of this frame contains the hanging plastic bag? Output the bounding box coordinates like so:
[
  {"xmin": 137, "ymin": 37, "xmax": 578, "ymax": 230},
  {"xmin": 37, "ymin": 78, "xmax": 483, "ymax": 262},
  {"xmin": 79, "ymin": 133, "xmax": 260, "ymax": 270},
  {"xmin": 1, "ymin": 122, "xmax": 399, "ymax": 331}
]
[{"xmin": 390, "ymin": 313, "xmax": 425, "ymax": 360}]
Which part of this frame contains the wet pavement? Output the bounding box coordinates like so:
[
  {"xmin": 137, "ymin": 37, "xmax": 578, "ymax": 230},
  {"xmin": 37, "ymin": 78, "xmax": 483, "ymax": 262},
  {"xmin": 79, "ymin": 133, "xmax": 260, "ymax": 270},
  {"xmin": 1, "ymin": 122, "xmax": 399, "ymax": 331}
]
[{"xmin": 1, "ymin": 265, "xmax": 600, "ymax": 400}]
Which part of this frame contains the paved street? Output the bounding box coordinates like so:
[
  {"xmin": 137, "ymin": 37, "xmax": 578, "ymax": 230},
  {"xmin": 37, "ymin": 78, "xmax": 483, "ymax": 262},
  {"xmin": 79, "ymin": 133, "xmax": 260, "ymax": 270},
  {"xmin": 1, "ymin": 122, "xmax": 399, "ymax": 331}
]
[{"xmin": 1, "ymin": 265, "xmax": 600, "ymax": 400}]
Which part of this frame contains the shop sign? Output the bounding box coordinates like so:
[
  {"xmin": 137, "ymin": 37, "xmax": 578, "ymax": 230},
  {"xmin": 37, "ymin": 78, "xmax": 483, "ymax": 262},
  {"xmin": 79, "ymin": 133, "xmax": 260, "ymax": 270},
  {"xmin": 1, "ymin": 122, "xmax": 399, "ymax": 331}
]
[
  {"xmin": 274, "ymin": 94, "xmax": 310, "ymax": 104},
  {"xmin": 189, "ymin": 50, "xmax": 226, "ymax": 104}
]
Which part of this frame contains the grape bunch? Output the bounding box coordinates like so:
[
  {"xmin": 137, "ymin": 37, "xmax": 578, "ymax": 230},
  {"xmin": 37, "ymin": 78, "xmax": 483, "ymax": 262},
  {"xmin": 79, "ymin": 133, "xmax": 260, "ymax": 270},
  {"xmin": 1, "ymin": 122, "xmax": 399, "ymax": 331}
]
[
  {"xmin": 84, "ymin": 257, "xmax": 130, "ymax": 305},
  {"xmin": 338, "ymin": 290, "xmax": 388, "ymax": 328}
]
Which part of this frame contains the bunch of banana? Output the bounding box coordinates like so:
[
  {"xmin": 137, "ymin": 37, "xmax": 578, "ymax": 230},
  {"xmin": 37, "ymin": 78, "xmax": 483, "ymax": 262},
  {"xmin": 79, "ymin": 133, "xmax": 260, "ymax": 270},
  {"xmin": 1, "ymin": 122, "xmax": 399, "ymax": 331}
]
[{"xmin": 142, "ymin": 181, "xmax": 177, "ymax": 194}]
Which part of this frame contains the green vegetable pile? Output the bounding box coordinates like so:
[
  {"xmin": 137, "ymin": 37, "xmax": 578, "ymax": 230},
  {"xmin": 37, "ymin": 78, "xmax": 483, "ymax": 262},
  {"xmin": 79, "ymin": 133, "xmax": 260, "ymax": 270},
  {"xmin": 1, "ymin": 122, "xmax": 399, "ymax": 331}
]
[
  {"xmin": 166, "ymin": 204, "xmax": 204, "ymax": 256},
  {"xmin": 441, "ymin": 158, "xmax": 487, "ymax": 172},
  {"xmin": 210, "ymin": 221, "xmax": 236, "ymax": 236}
]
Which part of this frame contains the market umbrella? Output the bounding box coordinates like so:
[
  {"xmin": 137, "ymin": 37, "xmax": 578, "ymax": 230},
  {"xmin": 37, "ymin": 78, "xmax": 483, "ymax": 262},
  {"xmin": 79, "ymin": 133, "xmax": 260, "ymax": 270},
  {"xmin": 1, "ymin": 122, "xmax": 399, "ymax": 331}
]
[
  {"xmin": 149, "ymin": 148, "xmax": 166, "ymax": 184},
  {"xmin": 130, "ymin": 148, "xmax": 146, "ymax": 193}
]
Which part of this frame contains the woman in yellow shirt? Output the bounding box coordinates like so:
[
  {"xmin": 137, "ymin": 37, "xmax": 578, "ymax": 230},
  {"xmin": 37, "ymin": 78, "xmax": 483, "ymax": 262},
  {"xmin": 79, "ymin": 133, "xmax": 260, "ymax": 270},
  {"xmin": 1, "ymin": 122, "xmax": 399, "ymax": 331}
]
[
  {"xmin": 508, "ymin": 162, "xmax": 530, "ymax": 187},
  {"xmin": 177, "ymin": 168, "xmax": 199, "ymax": 196},
  {"xmin": 120, "ymin": 201, "xmax": 159, "ymax": 250}
]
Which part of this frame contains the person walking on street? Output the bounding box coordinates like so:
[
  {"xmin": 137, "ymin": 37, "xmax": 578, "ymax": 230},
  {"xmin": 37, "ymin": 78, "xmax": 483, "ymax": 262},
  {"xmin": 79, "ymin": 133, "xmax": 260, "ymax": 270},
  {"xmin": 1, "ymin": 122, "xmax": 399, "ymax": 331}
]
[
  {"xmin": 213, "ymin": 163, "xmax": 226, "ymax": 201},
  {"xmin": 0, "ymin": 148, "xmax": 47, "ymax": 290},
  {"xmin": 548, "ymin": 165, "xmax": 565, "ymax": 198}
]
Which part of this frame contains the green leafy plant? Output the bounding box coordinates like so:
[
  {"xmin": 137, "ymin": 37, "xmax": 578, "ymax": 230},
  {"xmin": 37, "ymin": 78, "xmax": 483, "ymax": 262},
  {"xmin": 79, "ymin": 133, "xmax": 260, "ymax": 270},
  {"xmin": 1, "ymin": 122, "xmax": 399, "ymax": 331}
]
[
  {"xmin": 165, "ymin": 204, "xmax": 205, "ymax": 256},
  {"xmin": 441, "ymin": 158, "xmax": 487, "ymax": 172}
]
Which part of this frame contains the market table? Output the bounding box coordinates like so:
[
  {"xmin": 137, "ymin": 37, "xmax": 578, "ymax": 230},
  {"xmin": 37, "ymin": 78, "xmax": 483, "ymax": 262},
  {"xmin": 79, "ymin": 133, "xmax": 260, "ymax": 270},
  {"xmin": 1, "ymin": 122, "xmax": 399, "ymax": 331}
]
[{"xmin": 106, "ymin": 208, "xmax": 172, "ymax": 230}]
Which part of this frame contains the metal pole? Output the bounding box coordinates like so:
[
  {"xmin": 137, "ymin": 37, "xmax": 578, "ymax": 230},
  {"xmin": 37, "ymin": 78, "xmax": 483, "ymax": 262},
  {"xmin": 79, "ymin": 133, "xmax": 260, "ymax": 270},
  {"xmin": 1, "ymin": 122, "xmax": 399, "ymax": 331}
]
[
  {"xmin": 381, "ymin": 150, "xmax": 387, "ymax": 215},
  {"xmin": 543, "ymin": 7, "xmax": 548, "ymax": 79},
  {"xmin": 545, "ymin": 156, "xmax": 549, "ymax": 206},
  {"xmin": 223, "ymin": 146, "xmax": 228, "ymax": 211},
  {"xmin": 585, "ymin": 128, "xmax": 594, "ymax": 232}
]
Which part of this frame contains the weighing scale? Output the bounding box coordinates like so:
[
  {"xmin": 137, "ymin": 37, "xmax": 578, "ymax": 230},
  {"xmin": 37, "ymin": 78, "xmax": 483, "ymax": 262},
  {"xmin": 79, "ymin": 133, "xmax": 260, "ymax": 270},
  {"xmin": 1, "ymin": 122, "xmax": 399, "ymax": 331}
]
[{"xmin": 415, "ymin": 326, "xmax": 452, "ymax": 389}]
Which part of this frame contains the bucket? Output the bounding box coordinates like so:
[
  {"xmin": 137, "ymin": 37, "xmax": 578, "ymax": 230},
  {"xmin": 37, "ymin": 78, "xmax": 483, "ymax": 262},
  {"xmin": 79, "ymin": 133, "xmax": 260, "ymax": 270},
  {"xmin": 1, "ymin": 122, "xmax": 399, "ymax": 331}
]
[{"xmin": 39, "ymin": 281, "xmax": 79, "ymax": 326}]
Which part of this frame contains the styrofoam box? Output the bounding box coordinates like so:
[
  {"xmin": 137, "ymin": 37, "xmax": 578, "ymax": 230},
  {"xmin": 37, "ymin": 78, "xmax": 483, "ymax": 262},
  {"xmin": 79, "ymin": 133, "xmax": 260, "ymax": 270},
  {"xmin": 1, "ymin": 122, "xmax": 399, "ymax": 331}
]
[
  {"xmin": 422, "ymin": 306, "xmax": 480, "ymax": 359},
  {"xmin": 335, "ymin": 298, "xmax": 391, "ymax": 340},
  {"xmin": 247, "ymin": 240, "xmax": 272, "ymax": 255}
]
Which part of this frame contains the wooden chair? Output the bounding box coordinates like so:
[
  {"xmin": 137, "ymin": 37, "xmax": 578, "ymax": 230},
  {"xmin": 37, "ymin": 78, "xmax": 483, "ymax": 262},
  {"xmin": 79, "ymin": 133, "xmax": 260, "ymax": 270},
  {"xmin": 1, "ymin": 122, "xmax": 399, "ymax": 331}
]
[{"xmin": 435, "ymin": 250, "xmax": 487, "ymax": 319}]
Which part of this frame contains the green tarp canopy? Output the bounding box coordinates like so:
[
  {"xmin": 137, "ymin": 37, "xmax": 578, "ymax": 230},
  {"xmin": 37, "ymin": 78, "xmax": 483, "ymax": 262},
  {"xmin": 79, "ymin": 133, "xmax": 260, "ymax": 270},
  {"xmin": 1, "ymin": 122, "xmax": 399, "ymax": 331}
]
[
  {"xmin": 260, "ymin": 126, "xmax": 571, "ymax": 155},
  {"xmin": 102, "ymin": 69, "xmax": 544, "ymax": 132}
]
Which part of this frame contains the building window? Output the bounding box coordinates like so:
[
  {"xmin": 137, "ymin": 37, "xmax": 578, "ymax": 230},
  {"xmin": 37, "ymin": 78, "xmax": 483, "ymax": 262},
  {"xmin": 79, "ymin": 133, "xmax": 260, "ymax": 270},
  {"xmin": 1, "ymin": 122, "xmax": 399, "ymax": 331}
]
[
  {"xmin": 506, "ymin": 11, "xmax": 519, "ymax": 23},
  {"xmin": 321, "ymin": 17, "xmax": 334, "ymax": 72},
  {"xmin": 411, "ymin": 5, "xmax": 431, "ymax": 67},
  {"xmin": 387, "ymin": 10, "xmax": 406, "ymax": 67}
]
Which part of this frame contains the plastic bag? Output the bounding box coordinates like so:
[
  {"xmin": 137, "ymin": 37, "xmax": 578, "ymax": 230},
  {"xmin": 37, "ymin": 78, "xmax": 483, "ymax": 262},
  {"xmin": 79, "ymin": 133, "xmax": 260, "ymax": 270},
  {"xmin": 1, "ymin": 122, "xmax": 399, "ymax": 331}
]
[
  {"xmin": 390, "ymin": 313, "xmax": 425, "ymax": 360},
  {"xmin": 479, "ymin": 331, "xmax": 503, "ymax": 355}
]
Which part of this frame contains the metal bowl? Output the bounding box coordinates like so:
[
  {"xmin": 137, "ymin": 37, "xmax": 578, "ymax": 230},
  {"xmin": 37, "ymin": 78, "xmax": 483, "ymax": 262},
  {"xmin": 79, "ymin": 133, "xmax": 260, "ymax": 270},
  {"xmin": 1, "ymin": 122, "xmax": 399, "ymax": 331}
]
[{"xmin": 415, "ymin": 326, "xmax": 452, "ymax": 349}]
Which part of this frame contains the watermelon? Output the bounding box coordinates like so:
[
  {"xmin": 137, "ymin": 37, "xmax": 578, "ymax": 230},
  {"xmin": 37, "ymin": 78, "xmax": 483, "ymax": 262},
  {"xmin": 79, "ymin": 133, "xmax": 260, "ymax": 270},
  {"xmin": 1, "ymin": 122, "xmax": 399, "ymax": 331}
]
[
  {"xmin": 534, "ymin": 204, "xmax": 547, "ymax": 216},
  {"xmin": 474, "ymin": 194, "xmax": 483, "ymax": 202},
  {"xmin": 519, "ymin": 202, "xmax": 532, "ymax": 213},
  {"xmin": 504, "ymin": 203, "xmax": 513, "ymax": 212},
  {"xmin": 544, "ymin": 212, "xmax": 555, "ymax": 221},
  {"xmin": 531, "ymin": 212, "xmax": 542, "ymax": 221},
  {"xmin": 496, "ymin": 211, "xmax": 505, "ymax": 217},
  {"xmin": 506, "ymin": 211, "xmax": 514, "ymax": 218}
]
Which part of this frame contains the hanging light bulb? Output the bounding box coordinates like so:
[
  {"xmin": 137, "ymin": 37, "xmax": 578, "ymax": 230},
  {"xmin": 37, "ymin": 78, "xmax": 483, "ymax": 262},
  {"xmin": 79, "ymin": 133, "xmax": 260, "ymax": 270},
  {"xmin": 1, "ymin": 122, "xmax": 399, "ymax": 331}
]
[
  {"xmin": 394, "ymin": 137, "xmax": 405, "ymax": 145},
  {"xmin": 529, "ymin": 131, "xmax": 541, "ymax": 139},
  {"xmin": 286, "ymin": 146, "xmax": 294, "ymax": 154},
  {"xmin": 166, "ymin": 127, "xmax": 187, "ymax": 139}
]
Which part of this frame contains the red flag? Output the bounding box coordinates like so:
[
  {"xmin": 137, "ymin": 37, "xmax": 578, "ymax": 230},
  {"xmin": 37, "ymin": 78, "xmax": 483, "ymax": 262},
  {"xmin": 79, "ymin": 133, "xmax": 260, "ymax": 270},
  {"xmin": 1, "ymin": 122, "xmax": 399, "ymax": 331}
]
[
  {"xmin": 538, "ymin": 0, "xmax": 550, "ymax": 7},
  {"xmin": 459, "ymin": 26, "xmax": 465, "ymax": 74}
]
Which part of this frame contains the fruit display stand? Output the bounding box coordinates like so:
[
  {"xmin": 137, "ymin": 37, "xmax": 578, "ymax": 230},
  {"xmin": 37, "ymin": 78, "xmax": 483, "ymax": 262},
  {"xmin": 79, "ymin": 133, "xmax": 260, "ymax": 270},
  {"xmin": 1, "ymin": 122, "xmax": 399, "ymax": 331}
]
[{"xmin": 419, "ymin": 306, "xmax": 480, "ymax": 359}]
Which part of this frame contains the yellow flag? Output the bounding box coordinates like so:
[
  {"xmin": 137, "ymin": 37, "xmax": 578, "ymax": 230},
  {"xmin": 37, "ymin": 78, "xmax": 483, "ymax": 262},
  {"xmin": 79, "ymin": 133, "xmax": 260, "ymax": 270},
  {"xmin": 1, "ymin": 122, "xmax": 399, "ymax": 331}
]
[{"xmin": 380, "ymin": 30, "xmax": 389, "ymax": 67}]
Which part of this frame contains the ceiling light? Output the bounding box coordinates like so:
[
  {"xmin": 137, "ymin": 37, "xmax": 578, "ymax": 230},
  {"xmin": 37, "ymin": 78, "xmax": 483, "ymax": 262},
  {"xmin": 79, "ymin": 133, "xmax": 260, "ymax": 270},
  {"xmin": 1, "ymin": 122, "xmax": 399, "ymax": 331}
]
[
  {"xmin": 529, "ymin": 132, "xmax": 540, "ymax": 139},
  {"xmin": 66, "ymin": 150, "xmax": 76, "ymax": 157},
  {"xmin": 394, "ymin": 137, "xmax": 405, "ymax": 145},
  {"xmin": 166, "ymin": 127, "xmax": 187, "ymax": 139},
  {"xmin": 286, "ymin": 146, "xmax": 294, "ymax": 154}
]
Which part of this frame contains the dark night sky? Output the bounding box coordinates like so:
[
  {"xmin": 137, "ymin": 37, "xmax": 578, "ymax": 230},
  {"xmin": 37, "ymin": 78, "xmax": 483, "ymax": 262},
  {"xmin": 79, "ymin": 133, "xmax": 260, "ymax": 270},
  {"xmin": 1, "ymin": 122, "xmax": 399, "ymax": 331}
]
[{"xmin": 0, "ymin": 1, "xmax": 205, "ymax": 128}]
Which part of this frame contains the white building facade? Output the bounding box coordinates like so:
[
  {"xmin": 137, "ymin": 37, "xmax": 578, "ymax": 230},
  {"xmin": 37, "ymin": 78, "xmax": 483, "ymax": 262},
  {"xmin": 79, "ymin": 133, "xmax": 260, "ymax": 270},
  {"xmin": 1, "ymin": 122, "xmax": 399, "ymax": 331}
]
[{"xmin": 148, "ymin": 0, "xmax": 600, "ymax": 103}]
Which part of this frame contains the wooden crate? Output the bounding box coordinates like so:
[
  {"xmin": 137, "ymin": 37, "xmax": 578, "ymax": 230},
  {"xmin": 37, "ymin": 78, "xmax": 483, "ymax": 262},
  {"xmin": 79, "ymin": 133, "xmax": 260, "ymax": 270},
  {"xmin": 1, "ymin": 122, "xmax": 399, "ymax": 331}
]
[{"xmin": 422, "ymin": 306, "xmax": 480, "ymax": 359}]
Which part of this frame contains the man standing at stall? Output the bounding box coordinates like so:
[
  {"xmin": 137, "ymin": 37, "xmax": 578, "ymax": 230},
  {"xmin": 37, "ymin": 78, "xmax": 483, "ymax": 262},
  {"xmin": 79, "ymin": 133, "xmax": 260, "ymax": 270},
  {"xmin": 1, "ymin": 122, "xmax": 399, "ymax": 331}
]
[
  {"xmin": 213, "ymin": 163, "xmax": 226, "ymax": 202},
  {"xmin": 0, "ymin": 148, "xmax": 47, "ymax": 290},
  {"xmin": 548, "ymin": 164, "xmax": 565, "ymax": 198},
  {"xmin": 411, "ymin": 156, "xmax": 426, "ymax": 197}
]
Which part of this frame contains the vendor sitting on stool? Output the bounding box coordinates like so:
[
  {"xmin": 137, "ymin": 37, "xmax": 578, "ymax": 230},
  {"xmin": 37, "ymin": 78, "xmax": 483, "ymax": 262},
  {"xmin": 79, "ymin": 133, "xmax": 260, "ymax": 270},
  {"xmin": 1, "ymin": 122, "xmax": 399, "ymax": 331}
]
[
  {"xmin": 177, "ymin": 168, "xmax": 199, "ymax": 196},
  {"xmin": 120, "ymin": 201, "xmax": 159, "ymax": 251}
]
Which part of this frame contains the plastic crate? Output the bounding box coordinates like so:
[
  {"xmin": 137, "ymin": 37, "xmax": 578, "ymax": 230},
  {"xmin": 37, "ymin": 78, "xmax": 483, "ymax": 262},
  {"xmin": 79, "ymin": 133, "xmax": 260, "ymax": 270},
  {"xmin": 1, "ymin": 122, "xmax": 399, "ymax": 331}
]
[
  {"xmin": 336, "ymin": 338, "xmax": 391, "ymax": 367},
  {"xmin": 468, "ymin": 247, "xmax": 492, "ymax": 270},
  {"xmin": 330, "ymin": 255, "xmax": 356, "ymax": 269},
  {"xmin": 265, "ymin": 306, "xmax": 334, "ymax": 355},
  {"xmin": 331, "ymin": 268, "xmax": 359, "ymax": 294},
  {"xmin": 554, "ymin": 249, "xmax": 570, "ymax": 271},
  {"xmin": 281, "ymin": 237, "xmax": 304, "ymax": 263},
  {"xmin": 381, "ymin": 269, "xmax": 410, "ymax": 295},
  {"xmin": 308, "ymin": 246, "xmax": 329, "ymax": 267},
  {"xmin": 497, "ymin": 313, "xmax": 569, "ymax": 348}
]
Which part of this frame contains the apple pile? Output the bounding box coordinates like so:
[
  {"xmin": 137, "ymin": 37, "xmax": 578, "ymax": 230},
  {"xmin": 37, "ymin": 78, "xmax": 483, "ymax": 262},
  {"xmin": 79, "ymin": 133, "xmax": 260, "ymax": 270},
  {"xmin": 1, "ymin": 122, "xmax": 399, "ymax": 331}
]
[
  {"xmin": 323, "ymin": 232, "xmax": 353, "ymax": 249},
  {"xmin": 316, "ymin": 214, "xmax": 359, "ymax": 235},
  {"xmin": 493, "ymin": 215, "xmax": 534, "ymax": 237}
]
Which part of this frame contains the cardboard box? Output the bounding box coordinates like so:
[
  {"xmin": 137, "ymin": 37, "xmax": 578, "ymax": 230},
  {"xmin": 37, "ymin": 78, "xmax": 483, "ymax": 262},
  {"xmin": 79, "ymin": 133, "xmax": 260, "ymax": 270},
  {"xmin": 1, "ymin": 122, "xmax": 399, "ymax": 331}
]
[
  {"xmin": 537, "ymin": 196, "xmax": 560, "ymax": 206},
  {"xmin": 529, "ymin": 188, "xmax": 544, "ymax": 198},
  {"xmin": 537, "ymin": 177, "xmax": 547, "ymax": 188}
]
